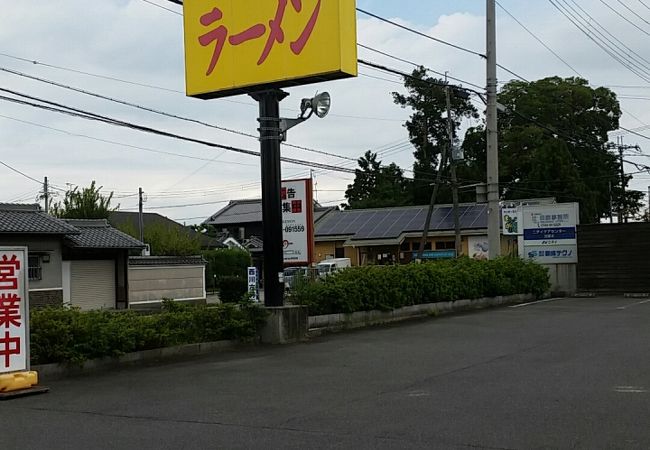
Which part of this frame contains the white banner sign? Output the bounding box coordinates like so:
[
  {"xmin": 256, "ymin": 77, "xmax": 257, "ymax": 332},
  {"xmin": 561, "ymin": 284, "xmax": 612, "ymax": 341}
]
[
  {"xmin": 0, "ymin": 247, "xmax": 29, "ymax": 374},
  {"xmin": 282, "ymin": 179, "xmax": 314, "ymax": 265}
]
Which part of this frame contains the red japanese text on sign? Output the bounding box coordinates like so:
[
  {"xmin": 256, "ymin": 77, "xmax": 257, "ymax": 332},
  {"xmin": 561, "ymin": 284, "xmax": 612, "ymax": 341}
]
[
  {"xmin": 0, "ymin": 331, "xmax": 20, "ymax": 369},
  {"xmin": 0, "ymin": 294, "xmax": 21, "ymax": 329},
  {"xmin": 198, "ymin": 0, "xmax": 322, "ymax": 76},
  {"xmin": 0, "ymin": 254, "xmax": 20, "ymax": 290}
]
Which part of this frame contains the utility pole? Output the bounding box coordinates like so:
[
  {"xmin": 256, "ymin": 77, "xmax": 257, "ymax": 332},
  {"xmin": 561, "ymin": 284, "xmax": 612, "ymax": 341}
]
[
  {"xmin": 486, "ymin": 0, "xmax": 501, "ymax": 259},
  {"xmin": 43, "ymin": 177, "xmax": 50, "ymax": 214},
  {"xmin": 446, "ymin": 85, "xmax": 462, "ymax": 257},
  {"xmin": 138, "ymin": 187, "xmax": 144, "ymax": 242},
  {"xmin": 618, "ymin": 144, "xmax": 625, "ymax": 223},
  {"xmin": 417, "ymin": 123, "xmax": 450, "ymax": 260},
  {"xmin": 609, "ymin": 136, "xmax": 640, "ymax": 223},
  {"xmin": 608, "ymin": 181, "xmax": 614, "ymax": 224}
]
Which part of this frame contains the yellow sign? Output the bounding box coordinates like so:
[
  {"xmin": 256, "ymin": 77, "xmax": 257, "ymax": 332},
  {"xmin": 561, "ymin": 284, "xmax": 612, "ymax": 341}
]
[{"xmin": 183, "ymin": 0, "xmax": 358, "ymax": 99}]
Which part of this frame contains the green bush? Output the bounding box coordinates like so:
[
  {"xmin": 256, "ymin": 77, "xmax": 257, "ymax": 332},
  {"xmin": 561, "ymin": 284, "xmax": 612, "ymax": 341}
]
[
  {"xmin": 218, "ymin": 276, "xmax": 249, "ymax": 303},
  {"xmin": 203, "ymin": 248, "xmax": 252, "ymax": 288},
  {"xmin": 30, "ymin": 303, "xmax": 268, "ymax": 365},
  {"xmin": 292, "ymin": 257, "xmax": 550, "ymax": 316}
]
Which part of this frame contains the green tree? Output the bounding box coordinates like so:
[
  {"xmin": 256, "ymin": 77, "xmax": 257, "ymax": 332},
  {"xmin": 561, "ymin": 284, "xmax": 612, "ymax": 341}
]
[
  {"xmin": 51, "ymin": 181, "xmax": 118, "ymax": 219},
  {"xmin": 463, "ymin": 76, "xmax": 642, "ymax": 223},
  {"xmin": 118, "ymin": 220, "xmax": 201, "ymax": 256},
  {"xmin": 344, "ymin": 151, "xmax": 410, "ymax": 209},
  {"xmin": 393, "ymin": 67, "xmax": 479, "ymax": 205}
]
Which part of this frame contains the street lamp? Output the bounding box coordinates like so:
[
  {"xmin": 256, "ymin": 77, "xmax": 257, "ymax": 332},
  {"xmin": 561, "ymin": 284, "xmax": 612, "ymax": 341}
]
[{"xmin": 279, "ymin": 92, "xmax": 331, "ymax": 140}]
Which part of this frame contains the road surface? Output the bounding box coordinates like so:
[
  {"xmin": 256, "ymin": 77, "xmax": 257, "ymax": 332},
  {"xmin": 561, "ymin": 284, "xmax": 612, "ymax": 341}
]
[{"xmin": 3, "ymin": 296, "xmax": 649, "ymax": 449}]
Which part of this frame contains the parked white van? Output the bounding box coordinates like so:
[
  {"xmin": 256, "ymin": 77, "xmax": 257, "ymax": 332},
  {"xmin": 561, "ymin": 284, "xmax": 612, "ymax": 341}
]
[{"xmin": 316, "ymin": 258, "xmax": 351, "ymax": 278}]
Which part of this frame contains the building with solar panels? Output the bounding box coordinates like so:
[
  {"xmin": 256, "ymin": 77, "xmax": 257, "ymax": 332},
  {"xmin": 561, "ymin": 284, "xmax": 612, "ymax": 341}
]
[
  {"xmin": 313, "ymin": 202, "xmax": 517, "ymax": 265},
  {"xmin": 205, "ymin": 199, "xmax": 519, "ymax": 267}
]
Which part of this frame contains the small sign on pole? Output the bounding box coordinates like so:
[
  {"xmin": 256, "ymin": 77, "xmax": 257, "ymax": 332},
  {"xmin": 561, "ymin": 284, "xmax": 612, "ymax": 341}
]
[{"xmin": 247, "ymin": 267, "xmax": 259, "ymax": 303}]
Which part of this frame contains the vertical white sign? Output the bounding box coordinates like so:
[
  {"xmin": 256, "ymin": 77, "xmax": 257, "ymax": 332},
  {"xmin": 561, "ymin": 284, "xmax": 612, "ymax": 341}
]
[
  {"xmin": 247, "ymin": 267, "xmax": 259, "ymax": 303},
  {"xmin": 502, "ymin": 207, "xmax": 523, "ymax": 235},
  {"xmin": 0, "ymin": 247, "xmax": 29, "ymax": 374},
  {"xmin": 281, "ymin": 179, "xmax": 313, "ymax": 265}
]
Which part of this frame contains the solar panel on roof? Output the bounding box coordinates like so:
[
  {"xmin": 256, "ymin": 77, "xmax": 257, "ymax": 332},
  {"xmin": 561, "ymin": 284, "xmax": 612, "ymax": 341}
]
[
  {"xmin": 362, "ymin": 209, "xmax": 406, "ymax": 239},
  {"xmin": 352, "ymin": 211, "xmax": 382, "ymax": 238},
  {"xmin": 380, "ymin": 209, "xmax": 420, "ymax": 238}
]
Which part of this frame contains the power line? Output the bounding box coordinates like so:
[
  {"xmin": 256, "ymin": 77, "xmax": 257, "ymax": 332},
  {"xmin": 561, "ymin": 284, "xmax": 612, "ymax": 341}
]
[
  {"xmin": 141, "ymin": 0, "xmax": 182, "ymax": 16},
  {"xmin": 0, "ymin": 113, "xmax": 256, "ymax": 168},
  {"xmin": 0, "ymin": 160, "xmax": 44, "ymax": 186},
  {"xmin": 568, "ymin": 0, "xmax": 650, "ymax": 68},
  {"xmin": 0, "ymin": 66, "xmax": 358, "ymax": 163},
  {"xmin": 613, "ymin": 0, "xmax": 650, "ymax": 28},
  {"xmin": 598, "ymin": 0, "xmax": 650, "ymax": 36},
  {"xmin": 122, "ymin": 199, "xmax": 232, "ymax": 211},
  {"xmin": 498, "ymin": 1, "xmax": 650, "ymax": 131},
  {"xmin": 0, "ymin": 88, "xmax": 358, "ymax": 174},
  {"xmin": 550, "ymin": 0, "xmax": 650, "ymax": 82},
  {"xmin": 357, "ymin": 43, "xmax": 485, "ymax": 90},
  {"xmin": 356, "ymin": 8, "xmax": 484, "ymax": 58},
  {"xmin": 496, "ymin": 1, "xmax": 583, "ymax": 78},
  {"xmin": 0, "ymin": 52, "xmax": 184, "ymax": 94},
  {"xmin": 620, "ymin": 126, "xmax": 650, "ymax": 141}
]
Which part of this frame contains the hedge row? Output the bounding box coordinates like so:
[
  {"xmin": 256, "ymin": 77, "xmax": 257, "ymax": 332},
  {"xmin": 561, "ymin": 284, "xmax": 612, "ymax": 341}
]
[
  {"xmin": 30, "ymin": 302, "xmax": 268, "ymax": 365},
  {"xmin": 292, "ymin": 258, "xmax": 550, "ymax": 316}
]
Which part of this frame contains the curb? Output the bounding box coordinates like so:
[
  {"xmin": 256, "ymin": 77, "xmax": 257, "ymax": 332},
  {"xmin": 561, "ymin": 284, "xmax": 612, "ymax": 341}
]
[
  {"xmin": 33, "ymin": 340, "xmax": 239, "ymax": 380},
  {"xmin": 307, "ymin": 293, "xmax": 535, "ymax": 336}
]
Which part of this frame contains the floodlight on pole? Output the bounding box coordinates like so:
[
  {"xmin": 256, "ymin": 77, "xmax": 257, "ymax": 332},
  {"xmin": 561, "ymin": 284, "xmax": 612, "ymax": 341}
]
[{"xmin": 280, "ymin": 92, "xmax": 332, "ymax": 140}]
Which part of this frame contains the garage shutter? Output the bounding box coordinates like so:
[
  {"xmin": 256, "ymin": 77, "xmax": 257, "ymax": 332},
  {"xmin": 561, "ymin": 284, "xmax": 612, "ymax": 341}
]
[{"xmin": 70, "ymin": 260, "xmax": 116, "ymax": 310}]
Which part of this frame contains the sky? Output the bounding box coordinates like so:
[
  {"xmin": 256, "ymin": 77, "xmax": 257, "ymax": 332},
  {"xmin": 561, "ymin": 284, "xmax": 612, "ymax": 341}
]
[{"xmin": 1, "ymin": 0, "xmax": 650, "ymax": 225}]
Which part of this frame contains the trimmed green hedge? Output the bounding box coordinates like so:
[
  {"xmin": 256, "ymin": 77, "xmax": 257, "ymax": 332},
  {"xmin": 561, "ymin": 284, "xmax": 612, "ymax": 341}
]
[
  {"xmin": 30, "ymin": 302, "xmax": 268, "ymax": 365},
  {"xmin": 292, "ymin": 258, "xmax": 550, "ymax": 316},
  {"xmin": 218, "ymin": 275, "xmax": 249, "ymax": 303}
]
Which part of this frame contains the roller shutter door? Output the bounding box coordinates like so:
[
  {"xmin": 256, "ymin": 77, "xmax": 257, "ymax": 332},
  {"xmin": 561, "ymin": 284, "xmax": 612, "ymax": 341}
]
[{"xmin": 70, "ymin": 260, "xmax": 116, "ymax": 310}]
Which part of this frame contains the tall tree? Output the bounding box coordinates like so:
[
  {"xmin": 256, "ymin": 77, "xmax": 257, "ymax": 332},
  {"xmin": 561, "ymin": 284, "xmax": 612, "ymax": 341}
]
[
  {"xmin": 463, "ymin": 76, "xmax": 642, "ymax": 223},
  {"xmin": 344, "ymin": 151, "xmax": 410, "ymax": 209},
  {"xmin": 51, "ymin": 181, "xmax": 118, "ymax": 219},
  {"xmin": 393, "ymin": 67, "xmax": 479, "ymax": 205}
]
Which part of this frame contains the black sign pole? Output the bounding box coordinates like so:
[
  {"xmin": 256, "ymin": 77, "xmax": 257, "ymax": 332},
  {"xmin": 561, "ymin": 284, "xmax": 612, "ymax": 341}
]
[{"xmin": 251, "ymin": 89, "xmax": 288, "ymax": 307}]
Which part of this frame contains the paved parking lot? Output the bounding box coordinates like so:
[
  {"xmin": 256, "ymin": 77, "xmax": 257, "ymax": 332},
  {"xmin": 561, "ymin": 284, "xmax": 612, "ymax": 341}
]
[{"xmin": 3, "ymin": 296, "xmax": 649, "ymax": 449}]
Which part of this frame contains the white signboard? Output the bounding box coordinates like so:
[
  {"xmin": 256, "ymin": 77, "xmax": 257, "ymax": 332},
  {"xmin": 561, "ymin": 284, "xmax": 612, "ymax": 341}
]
[
  {"xmin": 468, "ymin": 236, "xmax": 489, "ymax": 260},
  {"xmin": 522, "ymin": 203, "xmax": 579, "ymax": 264},
  {"xmin": 247, "ymin": 267, "xmax": 259, "ymax": 303},
  {"xmin": 0, "ymin": 247, "xmax": 29, "ymax": 374},
  {"xmin": 523, "ymin": 204, "xmax": 579, "ymax": 246},
  {"xmin": 502, "ymin": 207, "xmax": 523, "ymax": 236},
  {"xmin": 525, "ymin": 246, "xmax": 578, "ymax": 264},
  {"xmin": 282, "ymin": 179, "xmax": 314, "ymax": 265}
]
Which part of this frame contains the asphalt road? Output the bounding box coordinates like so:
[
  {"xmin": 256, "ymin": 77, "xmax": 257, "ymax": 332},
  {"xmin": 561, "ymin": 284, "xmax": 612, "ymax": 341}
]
[{"xmin": 3, "ymin": 296, "xmax": 649, "ymax": 449}]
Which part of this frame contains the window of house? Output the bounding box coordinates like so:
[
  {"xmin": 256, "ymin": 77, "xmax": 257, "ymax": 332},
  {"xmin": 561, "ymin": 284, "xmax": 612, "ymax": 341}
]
[
  {"xmin": 400, "ymin": 242, "xmax": 411, "ymax": 252},
  {"xmin": 436, "ymin": 241, "xmax": 456, "ymax": 250},
  {"xmin": 28, "ymin": 255, "xmax": 42, "ymax": 281},
  {"xmin": 335, "ymin": 247, "xmax": 345, "ymax": 258}
]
